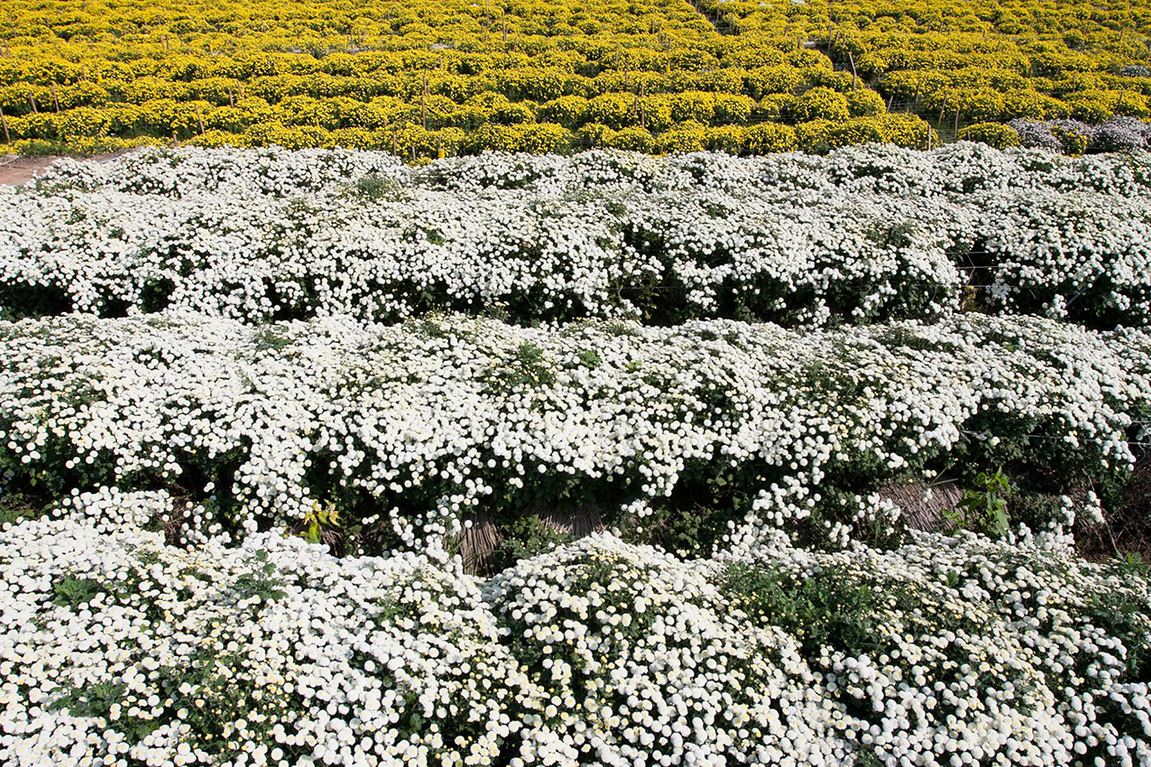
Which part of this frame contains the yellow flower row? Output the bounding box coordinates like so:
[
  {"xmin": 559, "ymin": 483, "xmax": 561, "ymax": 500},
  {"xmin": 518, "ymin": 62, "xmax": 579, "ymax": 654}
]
[
  {"xmin": 6, "ymin": 114, "xmax": 935, "ymax": 158},
  {"xmin": 2, "ymin": 0, "xmax": 1146, "ymax": 153},
  {"xmin": 696, "ymin": 0, "xmax": 1151, "ymax": 128}
]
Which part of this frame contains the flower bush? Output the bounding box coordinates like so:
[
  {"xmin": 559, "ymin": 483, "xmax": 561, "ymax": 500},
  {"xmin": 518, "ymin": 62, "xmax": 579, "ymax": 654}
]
[
  {"xmin": 3, "ymin": 145, "xmax": 1151, "ymax": 329},
  {"xmin": 957, "ymin": 123, "xmax": 1021, "ymax": 149},
  {"xmin": 0, "ymin": 311, "xmax": 1146, "ymax": 554},
  {"xmin": 1, "ymin": 499, "xmax": 1148, "ymax": 766}
]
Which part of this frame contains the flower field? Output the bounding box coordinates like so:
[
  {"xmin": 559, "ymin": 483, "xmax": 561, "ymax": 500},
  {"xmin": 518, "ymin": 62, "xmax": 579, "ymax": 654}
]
[
  {"xmin": 699, "ymin": 0, "xmax": 1151, "ymax": 130},
  {"xmin": 4, "ymin": 0, "xmax": 1151, "ymax": 155},
  {"xmin": 3, "ymin": 309, "xmax": 1148, "ymax": 552},
  {"xmin": 0, "ymin": 0, "xmax": 925, "ymax": 156},
  {"xmin": 5, "ymin": 145, "xmax": 1151, "ymax": 328},
  {"xmin": 3, "ymin": 512, "xmax": 1148, "ymax": 766},
  {"xmin": 0, "ymin": 142, "xmax": 1150, "ymax": 765}
]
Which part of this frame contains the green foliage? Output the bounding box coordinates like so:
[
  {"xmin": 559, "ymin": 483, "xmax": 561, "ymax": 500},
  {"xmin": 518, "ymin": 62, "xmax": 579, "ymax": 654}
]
[
  {"xmin": 1113, "ymin": 552, "xmax": 1150, "ymax": 579},
  {"xmin": 52, "ymin": 575, "xmax": 105, "ymax": 607},
  {"xmin": 0, "ymin": 493, "xmax": 48, "ymax": 527},
  {"xmin": 1082, "ymin": 590, "xmax": 1151, "ymax": 681},
  {"xmin": 253, "ymin": 326, "xmax": 294, "ymax": 352},
  {"xmin": 576, "ymin": 349, "xmax": 601, "ymax": 369},
  {"xmin": 153, "ymin": 644, "xmax": 297, "ymax": 761},
  {"xmin": 490, "ymin": 515, "xmax": 572, "ymax": 570},
  {"xmin": 946, "ymin": 468, "xmax": 1011, "ymax": 538},
  {"xmin": 721, "ymin": 562, "xmax": 886, "ymax": 656},
  {"xmin": 351, "ymin": 174, "xmax": 405, "ymax": 201},
  {"xmin": 49, "ymin": 681, "xmax": 162, "ymax": 743},
  {"xmin": 49, "ymin": 680, "xmax": 123, "ymax": 717},
  {"xmin": 229, "ymin": 552, "xmax": 287, "ymax": 604},
  {"xmin": 511, "ymin": 342, "xmax": 556, "ymax": 386}
]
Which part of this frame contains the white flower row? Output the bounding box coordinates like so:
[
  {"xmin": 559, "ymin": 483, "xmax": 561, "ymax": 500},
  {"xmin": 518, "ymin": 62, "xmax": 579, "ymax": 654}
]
[
  {"xmin": 4, "ymin": 145, "xmax": 1150, "ymax": 328},
  {"xmin": 1, "ymin": 495, "xmax": 1147, "ymax": 767},
  {"xmin": 0, "ymin": 312, "xmax": 1146, "ymax": 549},
  {"xmin": 28, "ymin": 144, "xmax": 1151, "ymax": 199}
]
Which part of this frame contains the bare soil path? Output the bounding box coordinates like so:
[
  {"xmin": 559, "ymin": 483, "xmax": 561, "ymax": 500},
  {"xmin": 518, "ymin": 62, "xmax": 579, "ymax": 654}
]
[
  {"xmin": 0, "ymin": 151, "xmax": 138, "ymax": 185},
  {"xmin": 0, "ymin": 156, "xmax": 57, "ymax": 185}
]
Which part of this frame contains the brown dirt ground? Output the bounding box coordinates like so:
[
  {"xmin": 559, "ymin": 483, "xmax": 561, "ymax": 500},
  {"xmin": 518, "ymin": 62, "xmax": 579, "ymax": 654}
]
[
  {"xmin": 0, "ymin": 156, "xmax": 57, "ymax": 185},
  {"xmin": 0, "ymin": 150, "xmax": 139, "ymax": 186},
  {"xmin": 1078, "ymin": 450, "xmax": 1151, "ymax": 563}
]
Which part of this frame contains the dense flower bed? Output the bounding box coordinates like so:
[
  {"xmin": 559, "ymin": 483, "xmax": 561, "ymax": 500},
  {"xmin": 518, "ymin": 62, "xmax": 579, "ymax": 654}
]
[
  {"xmin": 5, "ymin": 146, "xmax": 1151, "ymax": 329},
  {"xmin": 695, "ymin": 0, "xmax": 1151, "ymax": 134},
  {"xmin": 2, "ymin": 493, "xmax": 1148, "ymax": 766},
  {"xmin": 0, "ymin": 0, "xmax": 926, "ymax": 156},
  {"xmin": 1, "ymin": 312, "xmax": 1147, "ymax": 553},
  {"xmin": 3, "ymin": 0, "xmax": 1148, "ymax": 154},
  {"xmin": 28, "ymin": 143, "xmax": 1151, "ymax": 198}
]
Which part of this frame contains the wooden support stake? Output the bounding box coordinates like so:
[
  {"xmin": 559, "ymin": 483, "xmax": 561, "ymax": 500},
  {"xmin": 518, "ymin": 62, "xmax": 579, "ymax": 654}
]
[{"xmin": 0, "ymin": 105, "xmax": 9, "ymax": 143}]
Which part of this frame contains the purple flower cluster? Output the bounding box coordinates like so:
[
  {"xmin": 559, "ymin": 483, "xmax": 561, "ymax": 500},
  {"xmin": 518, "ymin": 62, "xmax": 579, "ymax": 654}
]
[{"xmin": 1008, "ymin": 116, "xmax": 1151, "ymax": 154}]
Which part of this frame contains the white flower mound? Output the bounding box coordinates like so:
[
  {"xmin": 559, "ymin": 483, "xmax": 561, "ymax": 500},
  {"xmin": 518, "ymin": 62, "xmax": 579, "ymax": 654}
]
[
  {"xmin": 3, "ymin": 143, "xmax": 1151, "ymax": 327},
  {"xmin": 484, "ymin": 537, "xmax": 848, "ymax": 767},
  {"xmin": 1, "ymin": 493, "xmax": 1148, "ymax": 766},
  {"xmin": 0, "ymin": 506, "xmax": 532, "ymax": 767},
  {"xmin": 1, "ymin": 313, "xmax": 1147, "ymax": 549}
]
